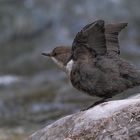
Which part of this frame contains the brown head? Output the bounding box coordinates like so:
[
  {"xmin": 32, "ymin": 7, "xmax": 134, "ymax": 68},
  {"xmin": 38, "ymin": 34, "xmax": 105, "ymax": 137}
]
[{"xmin": 42, "ymin": 46, "xmax": 72, "ymax": 74}]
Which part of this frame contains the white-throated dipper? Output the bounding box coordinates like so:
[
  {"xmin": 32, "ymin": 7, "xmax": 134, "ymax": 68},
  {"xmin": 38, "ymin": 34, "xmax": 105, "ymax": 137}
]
[{"xmin": 42, "ymin": 20, "xmax": 140, "ymax": 110}]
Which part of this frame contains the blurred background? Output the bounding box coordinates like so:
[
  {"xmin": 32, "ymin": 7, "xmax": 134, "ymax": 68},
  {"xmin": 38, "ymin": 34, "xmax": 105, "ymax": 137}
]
[{"xmin": 0, "ymin": 0, "xmax": 140, "ymax": 139}]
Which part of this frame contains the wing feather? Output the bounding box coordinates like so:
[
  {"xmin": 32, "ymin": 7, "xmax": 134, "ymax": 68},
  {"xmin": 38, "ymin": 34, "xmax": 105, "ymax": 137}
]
[
  {"xmin": 71, "ymin": 21, "xmax": 127, "ymax": 61},
  {"xmin": 72, "ymin": 20, "xmax": 106, "ymax": 57},
  {"xmin": 105, "ymin": 23, "xmax": 127, "ymax": 55}
]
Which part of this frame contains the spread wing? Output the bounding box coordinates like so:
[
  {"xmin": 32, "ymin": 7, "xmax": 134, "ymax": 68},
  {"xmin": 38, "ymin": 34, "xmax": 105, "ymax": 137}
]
[
  {"xmin": 71, "ymin": 20, "xmax": 127, "ymax": 61},
  {"xmin": 105, "ymin": 23, "xmax": 127, "ymax": 55},
  {"xmin": 72, "ymin": 20, "xmax": 106, "ymax": 58}
]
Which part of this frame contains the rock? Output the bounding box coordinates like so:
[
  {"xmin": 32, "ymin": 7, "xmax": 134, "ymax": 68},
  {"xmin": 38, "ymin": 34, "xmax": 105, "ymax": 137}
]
[{"xmin": 29, "ymin": 94, "xmax": 140, "ymax": 140}]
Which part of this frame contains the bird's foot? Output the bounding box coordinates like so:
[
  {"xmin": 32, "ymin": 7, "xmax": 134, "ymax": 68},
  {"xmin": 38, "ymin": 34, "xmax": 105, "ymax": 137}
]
[{"xmin": 81, "ymin": 98, "xmax": 107, "ymax": 111}]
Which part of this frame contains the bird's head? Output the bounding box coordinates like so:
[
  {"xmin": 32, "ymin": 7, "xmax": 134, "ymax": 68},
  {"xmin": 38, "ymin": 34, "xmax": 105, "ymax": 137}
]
[{"xmin": 42, "ymin": 46, "xmax": 73, "ymax": 74}]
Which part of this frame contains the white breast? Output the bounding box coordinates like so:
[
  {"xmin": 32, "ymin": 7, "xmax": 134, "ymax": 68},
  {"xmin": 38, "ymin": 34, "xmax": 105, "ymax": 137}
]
[
  {"xmin": 66, "ymin": 60, "xmax": 74, "ymax": 75},
  {"xmin": 51, "ymin": 57, "xmax": 74, "ymax": 76}
]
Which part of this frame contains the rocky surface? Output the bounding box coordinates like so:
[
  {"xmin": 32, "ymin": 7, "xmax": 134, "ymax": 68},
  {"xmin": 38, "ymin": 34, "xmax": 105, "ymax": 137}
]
[{"xmin": 29, "ymin": 94, "xmax": 140, "ymax": 140}]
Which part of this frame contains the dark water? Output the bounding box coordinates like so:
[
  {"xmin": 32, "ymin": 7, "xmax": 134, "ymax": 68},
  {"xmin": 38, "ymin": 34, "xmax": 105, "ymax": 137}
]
[{"xmin": 0, "ymin": 0, "xmax": 140, "ymax": 139}]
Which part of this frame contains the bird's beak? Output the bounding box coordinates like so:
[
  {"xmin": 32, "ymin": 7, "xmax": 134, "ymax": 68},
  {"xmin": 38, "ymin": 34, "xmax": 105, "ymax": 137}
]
[{"xmin": 42, "ymin": 52, "xmax": 51, "ymax": 57}]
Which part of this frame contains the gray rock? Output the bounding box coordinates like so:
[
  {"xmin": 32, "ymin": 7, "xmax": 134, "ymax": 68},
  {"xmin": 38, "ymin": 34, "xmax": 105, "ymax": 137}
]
[{"xmin": 29, "ymin": 94, "xmax": 140, "ymax": 140}]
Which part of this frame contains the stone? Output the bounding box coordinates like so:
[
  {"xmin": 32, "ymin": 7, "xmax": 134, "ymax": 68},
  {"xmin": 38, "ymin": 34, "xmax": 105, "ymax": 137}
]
[{"xmin": 29, "ymin": 94, "xmax": 140, "ymax": 140}]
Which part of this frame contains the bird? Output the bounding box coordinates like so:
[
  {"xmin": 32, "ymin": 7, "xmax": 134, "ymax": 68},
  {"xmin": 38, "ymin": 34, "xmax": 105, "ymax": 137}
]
[{"xmin": 42, "ymin": 20, "xmax": 140, "ymax": 110}]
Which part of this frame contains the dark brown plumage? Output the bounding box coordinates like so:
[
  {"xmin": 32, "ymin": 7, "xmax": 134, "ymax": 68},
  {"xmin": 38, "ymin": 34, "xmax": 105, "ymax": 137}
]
[{"xmin": 43, "ymin": 20, "xmax": 140, "ymax": 110}]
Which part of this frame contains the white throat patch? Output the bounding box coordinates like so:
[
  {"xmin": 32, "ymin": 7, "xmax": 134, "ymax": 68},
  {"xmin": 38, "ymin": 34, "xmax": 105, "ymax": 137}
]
[
  {"xmin": 51, "ymin": 57, "xmax": 74, "ymax": 76},
  {"xmin": 65, "ymin": 59, "xmax": 74, "ymax": 75},
  {"xmin": 51, "ymin": 57, "xmax": 63, "ymax": 69}
]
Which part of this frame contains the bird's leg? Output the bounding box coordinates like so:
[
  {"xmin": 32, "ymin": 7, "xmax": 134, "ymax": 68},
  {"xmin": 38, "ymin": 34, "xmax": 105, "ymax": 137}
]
[{"xmin": 81, "ymin": 98, "xmax": 107, "ymax": 111}]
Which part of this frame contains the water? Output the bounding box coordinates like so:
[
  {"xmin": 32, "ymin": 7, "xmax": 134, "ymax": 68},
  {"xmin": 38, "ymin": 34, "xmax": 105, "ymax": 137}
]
[{"xmin": 0, "ymin": 75, "xmax": 20, "ymax": 85}]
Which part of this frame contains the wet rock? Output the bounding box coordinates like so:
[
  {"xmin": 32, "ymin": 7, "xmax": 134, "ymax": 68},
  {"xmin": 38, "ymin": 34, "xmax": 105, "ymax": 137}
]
[{"xmin": 29, "ymin": 94, "xmax": 140, "ymax": 140}]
